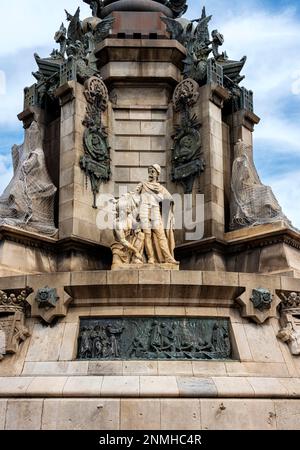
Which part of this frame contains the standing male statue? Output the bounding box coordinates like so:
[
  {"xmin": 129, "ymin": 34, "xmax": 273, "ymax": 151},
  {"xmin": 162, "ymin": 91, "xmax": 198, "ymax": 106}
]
[
  {"xmin": 111, "ymin": 164, "xmax": 179, "ymax": 268},
  {"xmin": 135, "ymin": 164, "xmax": 178, "ymax": 266}
]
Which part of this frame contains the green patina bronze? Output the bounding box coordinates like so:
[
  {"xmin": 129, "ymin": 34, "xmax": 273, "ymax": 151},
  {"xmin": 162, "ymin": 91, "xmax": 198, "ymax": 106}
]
[
  {"xmin": 77, "ymin": 317, "xmax": 232, "ymax": 361},
  {"xmin": 80, "ymin": 76, "xmax": 111, "ymax": 208}
]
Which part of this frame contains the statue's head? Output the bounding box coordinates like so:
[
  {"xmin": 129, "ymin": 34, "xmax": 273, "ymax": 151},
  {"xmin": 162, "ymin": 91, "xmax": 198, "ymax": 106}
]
[
  {"xmin": 148, "ymin": 164, "xmax": 161, "ymax": 182},
  {"xmin": 26, "ymin": 121, "xmax": 43, "ymax": 152},
  {"xmin": 234, "ymin": 139, "xmax": 247, "ymax": 158}
]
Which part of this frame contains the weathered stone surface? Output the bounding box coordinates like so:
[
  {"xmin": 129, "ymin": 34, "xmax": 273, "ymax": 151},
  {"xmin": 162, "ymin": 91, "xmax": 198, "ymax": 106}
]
[
  {"xmin": 161, "ymin": 399, "xmax": 201, "ymax": 430},
  {"xmin": 177, "ymin": 377, "xmax": 217, "ymax": 397},
  {"xmin": 247, "ymin": 377, "xmax": 289, "ymax": 398},
  {"xmin": 212, "ymin": 377, "xmax": 255, "ymax": 397},
  {"xmin": 42, "ymin": 399, "xmax": 120, "ymax": 430},
  {"xmin": 243, "ymin": 322, "xmax": 284, "ymax": 363},
  {"xmin": 25, "ymin": 322, "xmax": 66, "ymax": 362},
  {"xmin": 200, "ymin": 399, "xmax": 277, "ymax": 430},
  {"xmin": 88, "ymin": 361, "xmax": 123, "ymax": 376},
  {"xmin": 101, "ymin": 376, "xmax": 139, "ymax": 397},
  {"xmin": 0, "ymin": 377, "xmax": 34, "ymax": 396},
  {"xmin": 275, "ymin": 400, "xmax": 300, "ymax": 430},
  {"xmin": 120, "ymin": 399, "xmax": 161, "ymax": 430},
  {"xmin": 123, "ymin": 361, "xmax": 158, "ymax": 375},
  {"xmin": 27, "ymin": 377, "xmax": 68, "ymax": 397},
  {"xmin": 0, "ymin": 400, "xmax": 7, "ymax": 429},
  {"xmin": 140, "ymin": 376, "xmax": 179, "ymax": 397},
  {"xmin": 63, "ymin": 376, "xmax": 103, "ymax": 397},
  {"xmin": 5, "ymin": 399, "xmax": 43, "ymax": 430}
]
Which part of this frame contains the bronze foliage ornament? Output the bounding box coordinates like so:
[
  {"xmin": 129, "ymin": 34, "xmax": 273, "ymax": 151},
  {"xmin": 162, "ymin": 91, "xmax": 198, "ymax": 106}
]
[
  {"xmin": 171, "ymin": 78, "xmax": 205, "ymax": 193},
  {"xmin": 80, "ymin": 76, "xmax": 111, "ymax": 208}
]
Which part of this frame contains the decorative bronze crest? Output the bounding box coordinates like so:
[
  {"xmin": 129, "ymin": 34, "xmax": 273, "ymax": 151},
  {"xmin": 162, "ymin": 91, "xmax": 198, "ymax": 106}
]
[
  {"xmin": 36, "ymin": 287, "xmax": 59, "ymax": 309},
  {"xmin": 80, "ymin": 76, "xmax": 111, "ymax": 208},
  {"xmin": 250, "ymin": 288, "xmax": 273, "ymax": 311},
  {"xmin": 172, "ymin": 78, "xmax": 205, "ymax": 193}
]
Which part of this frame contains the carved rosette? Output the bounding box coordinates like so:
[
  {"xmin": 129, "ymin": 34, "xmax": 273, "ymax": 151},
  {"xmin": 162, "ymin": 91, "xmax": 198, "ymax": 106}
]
[
  {"xmin": 80, "ymin": 76, "xmax": 111, "ymax": 208},
  {"xmin": 250, "ymin": 288, "xmax": 273, "ymax": 311},
  {"xmin": 0, "ymin": 288, "xmax": 33, "ymax": 361},
  {"xmin": 277, "ymin": 291, "xmax": 300, "ymax": 356},
  {"xmin": 171, "ymin": 79, "xmax": 205, "ymax": 193},
  {"xmin": 236, "ymin": 285, "xmax": 280, "ymax": 324},
  {"xmin": 26, "ymin": 285, "xmax": 72, "ymax": 325}
]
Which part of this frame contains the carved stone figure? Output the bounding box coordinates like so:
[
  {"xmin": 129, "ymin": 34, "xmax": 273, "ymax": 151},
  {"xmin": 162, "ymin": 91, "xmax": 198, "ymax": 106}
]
[
  {"xmin": 0, "ymin": 122, "xmax": 57, "ymax": 236},
  {"xmin": 111, "ymin": 165, "xmax": 179, "ymax": 268},
  {"xmin": 0, "ymin": 288, "xmax": 32, "ymax": 361},
  {"xmin": 230, "ymin": 140, "xmax": 292, "ymax": 229},
  {"xmin": 77, "ymin": 317, "xmax": 232, "ymax": 360},
  {"xmin": 277, "ymin": 291, "xmax": 300, "ymax": 356},
  {"xmin": 136, "ymin": 165, "xmax": 178, "ymax": 266},
  {"xmin": 111, "ymin": 192, "xmax": 145, "ymax": 268}
]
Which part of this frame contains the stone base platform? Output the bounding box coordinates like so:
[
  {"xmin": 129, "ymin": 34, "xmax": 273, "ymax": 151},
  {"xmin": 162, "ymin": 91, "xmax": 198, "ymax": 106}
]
[
  {"xmin": 0, "ymin": 375, "xmax": 299, "ymax": 429},
  {"xmin": 111, "ymin": 263, "xmax": 180, "ymax": 271}
]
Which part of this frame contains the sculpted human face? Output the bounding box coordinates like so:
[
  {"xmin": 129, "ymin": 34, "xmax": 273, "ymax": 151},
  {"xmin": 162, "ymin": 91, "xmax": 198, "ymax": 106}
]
[{"xmin": 148, "ymin": 167, "xmax": 158, "ymax": 182}]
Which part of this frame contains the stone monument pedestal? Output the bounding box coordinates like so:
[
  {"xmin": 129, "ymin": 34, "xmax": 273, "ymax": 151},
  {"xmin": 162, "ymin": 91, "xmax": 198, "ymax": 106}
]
[{"xmin": 0, "ymin": 0, "xmax": 300, "ymax": 430}]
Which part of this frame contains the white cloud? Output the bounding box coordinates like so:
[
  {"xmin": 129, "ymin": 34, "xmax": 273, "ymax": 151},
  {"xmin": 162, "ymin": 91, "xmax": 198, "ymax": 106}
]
[
  {"xmin": 265, "ymin": 170, "xmax": 300, "ymax": 228},
  {"xmin": 0, "ymin": 154, "xmax": 13, "ymax": 195},
  {"xmin": 0, "ymin": 1, "xmax": 91, "ymax": 56}
]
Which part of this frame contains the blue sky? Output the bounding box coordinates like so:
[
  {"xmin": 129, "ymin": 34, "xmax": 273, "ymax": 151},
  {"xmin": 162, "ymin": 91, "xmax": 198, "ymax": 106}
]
[{"xmin": 0, "ymin": 0, "xmax": 299, "ymax": 227}]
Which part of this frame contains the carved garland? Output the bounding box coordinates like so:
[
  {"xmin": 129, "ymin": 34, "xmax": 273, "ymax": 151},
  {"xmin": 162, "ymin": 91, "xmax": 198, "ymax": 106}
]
[
  {"xmin": 171, "ymin": 78, "xmax": 205, "ymax": 193},
  {"xmin": 80, "ymin": 76, "xmax": 111, "ymax": 208}
]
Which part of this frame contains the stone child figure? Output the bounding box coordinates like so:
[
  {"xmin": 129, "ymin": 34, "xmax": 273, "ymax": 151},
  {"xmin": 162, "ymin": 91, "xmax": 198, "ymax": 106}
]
[
  {"xmin": 135, "ymin": 164, "xmax": 178, "ymax": 266},
  {"xmin": 111, "ymin": 192, "xmax": 145, "ymax": 268},
  {"xmin": 0, "ymin": 121, "xmax": 57, "ymax": 236}
]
